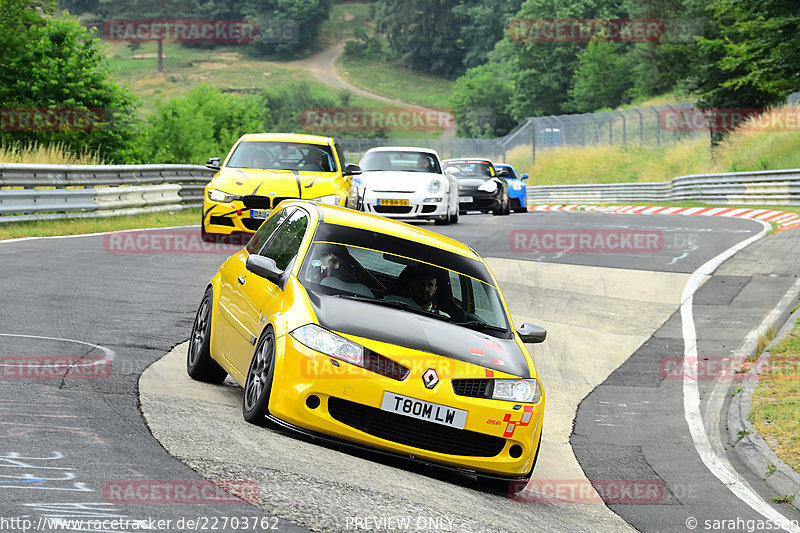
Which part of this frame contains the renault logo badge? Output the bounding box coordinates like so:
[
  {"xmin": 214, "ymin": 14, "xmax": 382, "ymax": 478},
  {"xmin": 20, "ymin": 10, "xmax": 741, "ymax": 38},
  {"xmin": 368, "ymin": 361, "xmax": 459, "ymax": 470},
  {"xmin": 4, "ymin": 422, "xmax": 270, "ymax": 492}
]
[{"xmin": 422, "ymin": 368, "xmax": 439, "ymax": 389}]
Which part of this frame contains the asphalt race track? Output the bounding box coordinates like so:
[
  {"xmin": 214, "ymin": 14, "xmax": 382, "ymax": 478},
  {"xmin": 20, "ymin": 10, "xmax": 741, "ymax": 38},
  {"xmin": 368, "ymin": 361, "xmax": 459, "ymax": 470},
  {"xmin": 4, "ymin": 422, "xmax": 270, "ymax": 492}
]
[{"xmin": 2, "ymin": 211, "xmax": 800, "ymax": 532}]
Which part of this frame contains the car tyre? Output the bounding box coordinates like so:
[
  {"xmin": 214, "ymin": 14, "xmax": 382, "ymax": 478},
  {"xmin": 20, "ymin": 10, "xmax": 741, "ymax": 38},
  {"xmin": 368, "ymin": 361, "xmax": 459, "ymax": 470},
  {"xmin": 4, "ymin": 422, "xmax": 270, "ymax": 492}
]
[
  {"xmin": 434, "ymin": 215, "xmax": 450, "ymax": 226},
  {"xmin": 449, "ymin": 210, "xmax": 459, "ymax": 224},
  {"xmin": 242, "ymin": 326, "xmax": 276, "ymax": 426},
  {"xmin": 502, "ymin": 198, "xmax": 511, "ymax": 215},
  {"xmin": 186, "ymin": 288, "xmax": 228, "ymax": 384}
]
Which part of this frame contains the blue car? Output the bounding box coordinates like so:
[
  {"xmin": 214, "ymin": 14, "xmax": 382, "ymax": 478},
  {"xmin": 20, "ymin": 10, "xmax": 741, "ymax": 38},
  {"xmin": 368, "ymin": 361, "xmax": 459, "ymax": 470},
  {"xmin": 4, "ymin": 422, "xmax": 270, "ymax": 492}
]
[{"xmin": 494, "ymin": 163, "xmax": 528, "ymax": 213}]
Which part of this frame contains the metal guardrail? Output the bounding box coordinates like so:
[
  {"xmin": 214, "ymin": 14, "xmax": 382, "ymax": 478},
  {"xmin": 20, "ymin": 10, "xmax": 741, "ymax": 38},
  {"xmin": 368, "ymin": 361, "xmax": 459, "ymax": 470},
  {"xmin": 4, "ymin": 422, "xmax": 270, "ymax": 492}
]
[
  {"xmin": 2, "ymin": 163, "xmax": 799, "ymax": 223},
  {"xmin": 527, "ymin": 169, "xmax": 800, "ymax": 207},
  {"xmin": 0, "ymin": 163, "xmax": 213, "ymax": 223}
]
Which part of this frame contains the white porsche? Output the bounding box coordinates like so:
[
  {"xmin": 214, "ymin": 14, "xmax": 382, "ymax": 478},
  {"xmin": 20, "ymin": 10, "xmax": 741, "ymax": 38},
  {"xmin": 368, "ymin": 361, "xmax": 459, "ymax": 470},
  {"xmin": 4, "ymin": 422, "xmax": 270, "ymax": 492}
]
[{"xmin": 350, "ymin": 147, "xmax": 459, "ymax": 225}]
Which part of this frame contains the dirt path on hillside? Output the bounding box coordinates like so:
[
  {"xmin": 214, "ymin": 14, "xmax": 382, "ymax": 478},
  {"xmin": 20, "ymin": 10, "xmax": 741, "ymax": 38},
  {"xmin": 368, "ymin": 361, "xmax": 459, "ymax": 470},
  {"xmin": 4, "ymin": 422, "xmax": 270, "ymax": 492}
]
[
  {"xmin": 289, "ymin": 43, "xmax": 419, "ymax": 108},
  {"xmin": 289, "ymin": 42, "xmax": 456, "ymax": 139}
]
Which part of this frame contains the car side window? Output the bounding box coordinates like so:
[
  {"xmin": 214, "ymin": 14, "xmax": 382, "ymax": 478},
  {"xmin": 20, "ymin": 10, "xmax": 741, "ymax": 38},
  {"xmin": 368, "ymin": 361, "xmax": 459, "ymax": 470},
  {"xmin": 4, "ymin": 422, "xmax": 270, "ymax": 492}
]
[
  {"xmin": 259, "ymin": 210, "xmax": 309, "ymax": 271},
  {"xmin": 245, "ymin": 208, "xmax": 294, "ymax": 255}
]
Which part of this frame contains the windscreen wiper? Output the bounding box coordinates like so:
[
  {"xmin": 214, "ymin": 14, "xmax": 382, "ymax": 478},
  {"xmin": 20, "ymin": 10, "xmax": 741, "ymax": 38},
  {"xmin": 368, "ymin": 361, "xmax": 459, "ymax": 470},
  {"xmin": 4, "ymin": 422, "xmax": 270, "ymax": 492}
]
[{"xmin": 453, "ymin": 320, "xmax": 508, "ymax": 334}]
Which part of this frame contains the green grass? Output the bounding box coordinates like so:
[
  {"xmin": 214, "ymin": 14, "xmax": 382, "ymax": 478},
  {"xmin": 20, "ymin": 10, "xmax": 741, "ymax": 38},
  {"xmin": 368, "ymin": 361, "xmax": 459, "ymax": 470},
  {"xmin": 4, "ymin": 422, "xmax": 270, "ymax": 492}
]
[
  {"xmin": 750, "ymin": 318, "xmax": 800, "ymax": 476},
  {"xmin": 0, "ymin": 209, "xmax": 201, "ymax": 240},
  {"xmin": 337, "ymin": 55, "xmax": 456, "ymax": 109}
]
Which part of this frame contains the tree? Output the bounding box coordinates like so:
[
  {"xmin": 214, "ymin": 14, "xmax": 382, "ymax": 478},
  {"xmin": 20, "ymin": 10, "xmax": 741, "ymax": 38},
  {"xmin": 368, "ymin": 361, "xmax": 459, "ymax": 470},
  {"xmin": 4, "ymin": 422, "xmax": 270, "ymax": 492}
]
[
  {"xmin": 450, "ymin": 62, "xmax": 516, "ymax": 137},
  {"xmin": 374, "ymin": 0, "xmax": 467, "ymax": 78},
  {"xmin": 133, "ymin": 85, "xmax": 268, "ymax": 163},
  {"xmin": 502, "ymin": 0, "xmax": 625, "ymax": 120},
  {"xmin": 566, "ymin": 40, "xmax": 633, "ymax": 113},
  {"xmin": 0, "ymin": 0, "xmax": 138, "ymax": 161},
  {"xmin": 698, "ymin": 0, "xmax": 799, "ymax": 109}
]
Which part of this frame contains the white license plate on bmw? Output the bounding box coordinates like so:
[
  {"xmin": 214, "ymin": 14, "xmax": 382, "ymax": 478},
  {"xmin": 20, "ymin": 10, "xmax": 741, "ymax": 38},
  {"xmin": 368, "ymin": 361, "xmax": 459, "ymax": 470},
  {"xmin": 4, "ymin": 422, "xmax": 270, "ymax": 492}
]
[
  {"xmin": 250, "ymin": 209, "xmax": 270, "ymax": 219},
  {"xmin": 381, "ymin": 392, "xmax": 467, "ymax": 429},
  {"xmin": 459, "ymin": 196, "xmax": 473, "ymax": 203}
]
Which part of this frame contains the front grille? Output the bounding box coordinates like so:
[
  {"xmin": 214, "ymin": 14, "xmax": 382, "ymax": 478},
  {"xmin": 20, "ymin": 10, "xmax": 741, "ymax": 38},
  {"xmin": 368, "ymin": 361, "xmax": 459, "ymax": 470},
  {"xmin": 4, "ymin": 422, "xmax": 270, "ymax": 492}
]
[
  {"xmin": 374, "ymin": 205, "xmax": 413, "ymax": 214},
  {"xmin": 364, "ymin": 351, "xmax": 409, "ymax": 381},
  {"xmin": 328, "ymin": 397, "xmax": 505, "ymax": 457},
  {"xmin": 242, "ymin": 218, "xmax": 264, "ymax": 231},
  {"xmin": 209, "ymin": 216, "xmax": 234, "ymax": 227},
  {"xmin": 452, "ymin": 379, "xmax": 493, "ymax": 398},
  {"xmin": 421, "ymin": 205, "xmax": 437, "ymax": 213},
  {"xmin": 241, "ymin": 195, "xmax": 271, "ymax": 209}
]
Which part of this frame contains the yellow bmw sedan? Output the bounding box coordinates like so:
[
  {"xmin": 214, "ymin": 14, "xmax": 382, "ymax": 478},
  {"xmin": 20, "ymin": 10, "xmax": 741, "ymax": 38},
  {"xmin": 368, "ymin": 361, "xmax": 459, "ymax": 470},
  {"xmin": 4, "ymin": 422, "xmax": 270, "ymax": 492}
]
[
  {"xmin": 187, "ymin": 200, "xmax": 546, "ymax": 493},
  {"xmin": 202, "ymin": 133, "xmax": 360, "ymax": 241}
]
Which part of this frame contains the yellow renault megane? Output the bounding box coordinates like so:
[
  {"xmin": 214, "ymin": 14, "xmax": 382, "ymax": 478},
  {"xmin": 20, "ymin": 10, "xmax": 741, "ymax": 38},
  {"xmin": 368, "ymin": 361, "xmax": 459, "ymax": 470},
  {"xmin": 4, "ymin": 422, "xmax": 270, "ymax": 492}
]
[
  {"xmin": 187, "ymin": 200, "xmax": 546, "ymax": 493},
  {"xmin": 202, "ymin": 133, "xmax": 360, "ymax": 241}
]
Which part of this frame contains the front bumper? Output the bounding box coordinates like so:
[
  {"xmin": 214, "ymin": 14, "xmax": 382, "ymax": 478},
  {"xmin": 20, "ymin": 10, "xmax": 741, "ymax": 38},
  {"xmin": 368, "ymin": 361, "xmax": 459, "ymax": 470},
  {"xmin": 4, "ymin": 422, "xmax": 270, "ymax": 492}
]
[
  {"xmin": 203, "ymin": 194, "xmax": 345, "ymax": 235},
  {"xmin": 362, "ymin": 190, "xmax": 448, "ymax": 219},
  {"xmin": 268, "ymin": 334, "xmax": 544, "ymax": 477},
  {"xmin": 458, "ymin": 189, "xmax": 502, "ymax": 212}
]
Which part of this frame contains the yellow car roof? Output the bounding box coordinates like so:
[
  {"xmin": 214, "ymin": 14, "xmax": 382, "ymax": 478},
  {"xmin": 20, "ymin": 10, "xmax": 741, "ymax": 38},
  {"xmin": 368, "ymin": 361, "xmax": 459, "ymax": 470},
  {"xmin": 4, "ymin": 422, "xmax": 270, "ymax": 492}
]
[
  {"xmin": 285, "ymin": 201, "xmax": 480, "ymax": 260},
  {"xmin": 236, "ymin": 133, "xmax": 334, "ymax": 145}
]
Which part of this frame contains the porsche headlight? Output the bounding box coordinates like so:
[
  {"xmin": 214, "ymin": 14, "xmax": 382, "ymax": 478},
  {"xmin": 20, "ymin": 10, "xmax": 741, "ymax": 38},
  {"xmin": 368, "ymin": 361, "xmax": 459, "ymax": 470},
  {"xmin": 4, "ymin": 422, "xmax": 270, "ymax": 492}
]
[
  {"xmin": 290, "ymin": 324, "xmax": 364, "ymax": 366},
  {"xmin": 511, "ymin": 181, "xmax": 524, "ymax": 191},
  {"xmin": 492, "ymin": 378, "xmax": 541, "ymax": 403},
  {"xmin": 428, "ymin": 179, "xmax": 442, "ymax": 193},
  {"xmin": 207, "ymin": 189, "xmax": 239, "ymax": 203},
  {"xmin": 310, "ymin": 194, "xmax": 342, "ymax": 205},
  {"xmin": 478, "ymin": 180, "xmax": 498, "ymax": 193}
]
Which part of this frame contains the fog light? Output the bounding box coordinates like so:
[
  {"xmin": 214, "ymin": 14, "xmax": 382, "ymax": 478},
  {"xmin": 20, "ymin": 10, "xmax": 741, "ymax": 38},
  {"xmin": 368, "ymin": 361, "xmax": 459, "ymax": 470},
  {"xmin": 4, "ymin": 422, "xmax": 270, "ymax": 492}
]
[
  {"xmin": 306, "ymin": 395, "xmax": 321, "ymax": 409},
  {"xmin": 509, "ymin": 444, "xmax": 523, "ymax": 458},
  {"xmin": 423, "ymin": 197, "xmax": 442, "ymax": 203}
]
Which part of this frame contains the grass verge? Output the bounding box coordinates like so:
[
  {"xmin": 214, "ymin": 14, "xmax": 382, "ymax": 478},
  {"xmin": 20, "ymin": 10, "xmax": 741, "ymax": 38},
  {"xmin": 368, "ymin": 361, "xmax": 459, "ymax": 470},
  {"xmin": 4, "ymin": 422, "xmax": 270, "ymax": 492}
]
[
  {"xmin": 0, "ymin": 141, "xmax": 106, "ymax": 165},
  {"xmin": 0, "ymin": 208, "xmax": 201, "ymax": 241},
  {"xmin": 750, "ymin": 318, "xmax": 800, "ymax": 476},
  {"xmin": 337, "ymin": 55, "xmax": 455, "ymax": 110}
]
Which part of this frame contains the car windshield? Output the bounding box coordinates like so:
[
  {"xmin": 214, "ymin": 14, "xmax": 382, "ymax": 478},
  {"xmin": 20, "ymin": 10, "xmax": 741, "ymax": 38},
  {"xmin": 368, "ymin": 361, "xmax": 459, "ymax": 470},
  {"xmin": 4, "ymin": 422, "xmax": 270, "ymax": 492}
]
[
  {"xmin": 496, "ymin": 166, "xmax": 517, "ymax": 179},
  {"xmin": 226, "ymin": 141, "xmax": 336, "ymax": 172},
  {"xmin": 443, "ymin": 161, "xmax": 494, "ymax": 178},
  {"xmin": 359, "ymin": 151, "xmax": 441, "ymax": 173},
  {"xmin": 298, "ymin": 225, "xmax": 510, "ymax": 336}
]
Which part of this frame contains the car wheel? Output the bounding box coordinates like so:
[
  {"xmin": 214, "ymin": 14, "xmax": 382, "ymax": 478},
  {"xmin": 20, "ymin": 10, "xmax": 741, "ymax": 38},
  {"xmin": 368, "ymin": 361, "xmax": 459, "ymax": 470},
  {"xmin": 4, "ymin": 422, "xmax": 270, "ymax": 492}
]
[
  {"xmin": 434, "ymin": 213, "xmax": 450, "ymax": 226},
  {"xmin": 242, "ymin": 326, "xmax": 276, "ymax": 426},
  {"xmin": 502, "ymin": 198, "xmax": 511, "ymax": 215},
  {"xmin": 514, "ymin": 207, "xmax": 527, "ymax": 213},
  {"xmin": 491, "ymin": 204, "xmax": 503, "ymax": 216},
  {"xmin": 186, "ymin": 288, "xmax": 228, "ymax": 384},
  {"xmin": 449, "ymin": 210, "xmax": 459, "ymax": 224}
]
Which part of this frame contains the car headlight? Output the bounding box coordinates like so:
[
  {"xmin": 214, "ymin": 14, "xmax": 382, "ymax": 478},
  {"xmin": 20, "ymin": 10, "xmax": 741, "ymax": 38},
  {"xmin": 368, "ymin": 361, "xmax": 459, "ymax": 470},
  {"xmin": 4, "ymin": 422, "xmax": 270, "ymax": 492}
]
[
  {"xmin": 511, "ymin": 181, "xmax": 524, "ymax": 191},
  {"xmin": 477, "ymin": 180, "xmax": 498, "ymax": 193},
  {"xmin": 207, "ymin": 189, "xmax": 239, "ymax": 203},
  {"xmin": 310, "ymin": 194, "xmax": 342, "ymax": 205},
  {"xmin": 290, "ymin": 324, "xmax": 364, "ymax": 366},
  {"xmin": 492, "ymin": 379, "xmax": 541, "ymax": 403},
  {"xmin": 428, "ymin": 179, "xmax": 442, "ymax": 193}
]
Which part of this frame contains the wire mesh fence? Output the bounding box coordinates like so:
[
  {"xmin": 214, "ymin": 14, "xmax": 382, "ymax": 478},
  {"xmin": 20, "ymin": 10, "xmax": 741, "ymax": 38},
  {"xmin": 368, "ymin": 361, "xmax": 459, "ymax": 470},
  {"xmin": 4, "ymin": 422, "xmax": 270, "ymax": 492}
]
[{"xmin": 338, "ymin": 102, "xmax": 705, "ymax": 163}]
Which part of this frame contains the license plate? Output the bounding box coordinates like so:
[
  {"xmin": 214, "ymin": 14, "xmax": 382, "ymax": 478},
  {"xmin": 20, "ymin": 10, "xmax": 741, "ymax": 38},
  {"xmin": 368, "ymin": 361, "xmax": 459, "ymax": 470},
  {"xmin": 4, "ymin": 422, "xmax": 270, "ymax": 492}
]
[
  {"xmin": 250, "ymin": 209, "xmax": 270, "ymax": 219},
  {"xmin": 377, "ymin": 199, "xmax": 409, "ymax": 206},
  {"xmin": 380, "ymin": 392, "xmax": 467, "ymax": 429},
  {"xmin": 459, "ymin": 196, "xmax": 473, "ymax": 203}
]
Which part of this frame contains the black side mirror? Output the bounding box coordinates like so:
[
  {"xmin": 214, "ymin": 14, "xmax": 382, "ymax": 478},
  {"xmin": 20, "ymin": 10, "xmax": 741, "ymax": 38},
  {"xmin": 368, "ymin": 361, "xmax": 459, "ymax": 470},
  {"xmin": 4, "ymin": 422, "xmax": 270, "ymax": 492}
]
[
  {"xmin": 343, "ymin": 164, "xmax": 362, "ymax": 176},
  {"xmin": 517, "ymin": 323, "xmax": 546, "ymax": 343},
  {"xmin": 205, "ymin": 157, "xmax": 221, "ymax": 171},
  {"xmin": 246, "ymin": 255, "xmax": 283, "ymax": 284}
]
